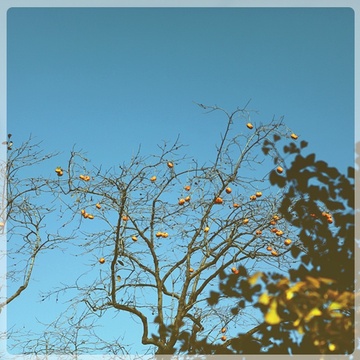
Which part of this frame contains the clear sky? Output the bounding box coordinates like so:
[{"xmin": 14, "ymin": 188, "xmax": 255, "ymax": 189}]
[{"xmin": 4, "ymin": 5, "xmax": 355, "ymax": 356}]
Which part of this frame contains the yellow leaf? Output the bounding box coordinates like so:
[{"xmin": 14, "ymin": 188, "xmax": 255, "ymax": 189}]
[
  {"xmin": 318, "ymin": 277, "xmax": 335, "ymax": 285},
  {"xmin": 258, "ymin": 292, "xmax": 270, "ymax": 305},
  {"xmin": 248, "ymin": 272, "xmax": 262, "ymax": 286},
  {"xmin": 306, "ymin": 276, "xmax": 321, "ymax": 288},
  {"xmin": 304, "ymin": 307, "xmax": 322, "ymax": 322},
  {"xmin": 286, "ymin": 289, "xmax": 294, "ymax": 300},
  {"xmin": 288, "ymin": 281, "xmax": 306, "ymax": 294},
  {"xmin": 265, "ymin": 299, "xmax": 281, "ymax": 325},
  {"xmin": 328, "ymin": 302, "xmax": 342, "ymax": 311}
]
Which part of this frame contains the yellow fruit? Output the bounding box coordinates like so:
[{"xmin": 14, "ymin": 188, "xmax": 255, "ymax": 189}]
[
  {"xmin": 273, "ymin": 215, "xmax": 280, "ymax": 221},
  {"xmin": 250, "ymin": 195, "xmax": 257, "ymax": 201},
  {"xmin": 204, "ymin": 226, "xmax": 210, "ymax": 232},
  {"xmin": 96, "ymin": 203, "xmax": 101, "ymax": 209},
  {"xmin": 243, "ymin": 218, "xmax": 249, "ymax": 225},
  {"xmin": 178, "ymin": 198, "xmax": 186, "ymax": 205},
  {"xmin": 275, "ymin": 230, "xmax": 283, "ymax": 236},
  {"xmin": 256, "ymin": 192, "xmax": 262, "ymax": 197},
  {"xmin": 156, "ymin": 232, "xmax": 163, "ymax": 238},
  {"xmin": 99, "ymin": 257, "xmax": 105, "ymax": 264},
  {"xmin": 150, "ymin": 176, "xmax": 157, "ymax": 182},
  {"xmin": 231, "ymin": 267, "xmax": 237, "ymax": 274},
  {"xmin": 79, "ymin": 174, "xmax": 86, "ymax": 180},
  {"xmin": 284, "ymin": 239, "xmax": 292, "ymax": 246},
  {"xmin": 189, "ymin": 268, "xmax": 194, "ymax": 273},
  {"xmin": 167, "ymin": 162, "xmax": 174, "ymax": 168},
  {"xmin": 55, "ymin": 167, "xmax": 62, "ymax": 173},
  {"xmin": 271, "ymin": 250, "xmax": 278, "ymax": 256},
  {"xmin": 162, "ymin": 232, "xmax": 169, "ymax": 238},
  {"xmin": 88, "ymin": 214, "xmax": 94, "ymax": 219},
  {"xmin": 246, "ymin": 123, "xmax": 253, "ymax": 129},
  {"xmin": 225, "ymin": 187, "xmax": 232, "ymax": 194},
  {"xmin": 0, "ymin": 222, "xmax": 4, "ymax": 227},
  {"xmin": 131, "ymin": 236, "xmax": 138, "ymax": 241},
  {"xmin": 221, "ymin": 327, "xmax": 226, "ymax": 333},
  {"xmin": 185, "ymin": 196, "xmax": 191, "ymax": 202},
  {"xmin": 291, "ymin": 133, "xmax": 298, "ymax": 140}
]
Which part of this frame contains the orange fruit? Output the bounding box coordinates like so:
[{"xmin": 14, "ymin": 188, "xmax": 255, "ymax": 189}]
[
  {"xmin": 256, "ymin": 230, "xmax": 262, "ymax": 235},
  {"xmin": 273, "ymin": 215, "xmax": 280, "ymax": 221},
  {"xmin": 214, "ymin": 197, "xmax": 223, "ymax": 204},
  {"xmin": 156, "ymin": 232, "xmax": 163, "ymax": 238},
  {"xmin": 178, "ymin": 198, "xmax": 186, "ymax": 205},
  {"xmin": 185, "ymin": 196, "xmax": 191, "ymax": 202},
  {"xmin": 167, "ymin": 162, "xmax": 174, "ymax": 168},
  {"xmin": 88, "ymin": 214, "xmax": 94, "ymax": 220},
  {"xmin": 267, "ymin": 246, "xmax": 273, "ymax": 251},
  {"xmin": 271, "ymin": 228, "xmax": 278, "ymax": 233},
  {"xmin": 55, "ymin": 167, "xmax": 62, "ymax": 173},
  {"xmin": 221, "ymin": 327, "xmax": 226, "ymax": 333},
  {"xmin": 271, "ymin": 250, "xmax": 278, "ymax": 256},
  {"xmin": 246, "ymin": 123, "xmax": 253, "ymax": 129},
  {"xmin": 233, "ymin": 203, "xmax": 240, "ymax": 208},
  {"xmin": 284, "ymin": 239, "xmax": 292, "ymax": 246},
  {"xmin": 250, "ymin": 195, "xmax": 257, "ymax": 201},
  {"xmin": 184, "ymin": 185, "xmax": 191, "ymax": 191},
  {"xmin": 231, "ymin": 267, "xmax": 237, "ymax": 274},
  {"xmin": 276, "ymin": 166, "xmax": 283, "ymax": 174},
  {"xmin": 162, "ymin": 232, "xmax": 169, "ymax": 238},
  {"xmin": 255, "ymin": 191, "xmax": 262, "ymax": 197},
  {"xmin": 270, "ymin": 220, "xmax": 277, "ymax": 225},
  {"xmin": 189, "ymin": 268, "xmax": 194, "ymax": 273},
  {"xmin": 221, "ymin": 335, "xmax": 227, "ymax": 341},
  {"xmin": 122, "ymin": 216, "xmax": 129, "ymax": 221},
  {"xmin": 225, "ymin": 187, "xmax": 232, "ymax": 194},
  {"xmin": 275, "ymin": 230, "xmax": 283, "ymax": 236},
  {"xmin": 96, "ymin": 203, "xmax": 101, "ymax": 209},
  {"xmin": 99, "ymin": 257, "xmax": 105, "ymax": 264},
  {"xmin": 131, "ymin": 236, "xmax": 138, "ymax": 241},
  {"xmin": 150, "ymin": 176, "xmax": 157, "ymax": 182},
  {"xmin": 243, "ymin": 218, "xmax": 249, "ymax": 225}
]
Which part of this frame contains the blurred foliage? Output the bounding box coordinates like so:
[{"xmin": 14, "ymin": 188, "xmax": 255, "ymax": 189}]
[{"xmin": 175, "ymin": 139, "xmax": 355, "ymax": 355}]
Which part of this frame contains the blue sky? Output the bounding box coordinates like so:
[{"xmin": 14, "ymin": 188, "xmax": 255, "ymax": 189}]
[{"xmin": 4, "ymin": 6, "xmax": 355, "ymax": 356}]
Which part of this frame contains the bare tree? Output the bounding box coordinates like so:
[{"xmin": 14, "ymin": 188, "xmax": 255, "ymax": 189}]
[{"xmin": 5, "ymin": 104, "xmax": 304, "ymax": 355}]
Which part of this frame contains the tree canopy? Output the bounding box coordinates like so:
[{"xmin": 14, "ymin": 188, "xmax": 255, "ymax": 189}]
[{"xmin": 1, "ymin": 104, "xmax": 355, "ymax": 356}]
